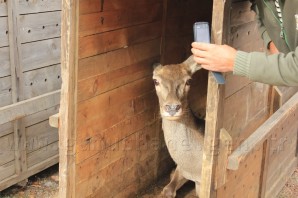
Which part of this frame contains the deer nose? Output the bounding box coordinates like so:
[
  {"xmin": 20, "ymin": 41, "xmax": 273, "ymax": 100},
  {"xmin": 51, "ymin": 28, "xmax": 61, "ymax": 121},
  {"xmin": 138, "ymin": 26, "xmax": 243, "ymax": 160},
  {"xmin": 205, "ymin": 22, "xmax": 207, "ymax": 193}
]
[{"xmin": 165, "ymin": 104, "xmax": 181, "ymax": 115}]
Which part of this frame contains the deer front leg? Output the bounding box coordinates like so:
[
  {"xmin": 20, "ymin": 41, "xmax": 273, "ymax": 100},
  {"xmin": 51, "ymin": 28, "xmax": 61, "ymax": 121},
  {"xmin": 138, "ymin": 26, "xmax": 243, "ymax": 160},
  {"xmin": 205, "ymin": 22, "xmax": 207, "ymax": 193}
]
[{"xmin": 161, "ymin": 166, "xmax": 188, "ymax": 198}]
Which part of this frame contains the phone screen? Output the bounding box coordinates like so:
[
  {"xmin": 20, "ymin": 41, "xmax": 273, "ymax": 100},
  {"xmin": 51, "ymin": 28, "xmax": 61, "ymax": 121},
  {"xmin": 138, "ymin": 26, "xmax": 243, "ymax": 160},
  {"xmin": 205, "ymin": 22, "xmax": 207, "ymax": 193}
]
[{"xmin": 193, "ymin": 22, "xmax": 210, "ymax": 43}]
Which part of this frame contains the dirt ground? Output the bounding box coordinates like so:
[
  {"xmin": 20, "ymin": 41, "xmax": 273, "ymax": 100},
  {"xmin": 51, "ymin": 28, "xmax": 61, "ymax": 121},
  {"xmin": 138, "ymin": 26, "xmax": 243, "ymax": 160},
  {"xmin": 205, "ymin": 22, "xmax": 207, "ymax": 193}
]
[{"xmin": 0, "ymin": 165, "xmax": 297, "ymax": 198}]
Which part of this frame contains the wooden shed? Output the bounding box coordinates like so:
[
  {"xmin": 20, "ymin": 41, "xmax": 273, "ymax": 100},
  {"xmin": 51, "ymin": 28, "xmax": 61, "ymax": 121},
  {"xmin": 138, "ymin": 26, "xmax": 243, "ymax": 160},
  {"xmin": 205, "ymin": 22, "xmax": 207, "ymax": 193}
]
[
  {"xmin": 0, "ymin": 0, "xmax": 61, "ymax": 191},
  {"xmin": 59, "ymin": 0, "xmax": 298, "ymax": 197}
]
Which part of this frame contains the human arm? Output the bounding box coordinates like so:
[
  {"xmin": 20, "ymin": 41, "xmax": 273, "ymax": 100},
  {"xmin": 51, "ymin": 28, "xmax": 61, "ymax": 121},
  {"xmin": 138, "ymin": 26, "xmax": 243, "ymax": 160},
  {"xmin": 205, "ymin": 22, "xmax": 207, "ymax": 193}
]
[{"xmin": 191, "ymin": 43, "xmax": 298, "ymax": 86}]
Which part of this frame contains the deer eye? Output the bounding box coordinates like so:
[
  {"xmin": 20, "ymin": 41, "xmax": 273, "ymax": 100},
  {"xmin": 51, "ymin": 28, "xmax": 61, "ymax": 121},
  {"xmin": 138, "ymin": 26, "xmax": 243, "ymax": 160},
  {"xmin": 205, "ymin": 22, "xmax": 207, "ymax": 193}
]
[
  {"xmin": 186, "ymin": 79, "xmax": 192, "ymax": 86},
  {"xmin": 153, "ymin": 79, "xmax": 159, "ymax": 86}
]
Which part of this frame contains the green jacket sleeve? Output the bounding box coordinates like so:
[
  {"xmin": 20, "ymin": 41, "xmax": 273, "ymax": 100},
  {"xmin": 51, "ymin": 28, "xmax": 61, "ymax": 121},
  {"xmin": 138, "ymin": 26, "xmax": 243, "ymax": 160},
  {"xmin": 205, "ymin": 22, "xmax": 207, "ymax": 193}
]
[
  {"xmin": 233, "ymin": 47, "xmax": 298, "ymax": 86},
  {"xmin": 250, "ymin": 0, "xmax": 272, "ymax": 49}
]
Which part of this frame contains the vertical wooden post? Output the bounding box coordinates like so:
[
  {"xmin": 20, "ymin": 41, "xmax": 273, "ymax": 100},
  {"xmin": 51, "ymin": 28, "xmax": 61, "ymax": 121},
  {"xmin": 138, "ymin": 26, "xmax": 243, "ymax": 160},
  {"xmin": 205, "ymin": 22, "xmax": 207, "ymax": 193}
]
[
  {"xmin": 59, "ymin": 0, "xmax": 79, "ymax": 197},
  {"xmin": 199, "ymin": 0, "xmax": 231, "ymax": 197},
  {"xmin": 7, "ymin": 0, "xmax": 27, "ymax": 180}
]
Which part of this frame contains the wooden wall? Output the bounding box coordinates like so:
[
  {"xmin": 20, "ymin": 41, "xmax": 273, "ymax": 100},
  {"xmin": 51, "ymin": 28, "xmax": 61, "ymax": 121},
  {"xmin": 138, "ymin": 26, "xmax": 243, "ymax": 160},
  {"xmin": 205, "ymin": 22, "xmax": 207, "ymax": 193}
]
[
  {"xmin": 213, "ymin": 0, "xmax": 270, "ymax": 197},
  {"xmin": 75, "ymin": 0, "xmax": 165, "ymax": 197},
  {"xmin": 0, "ymin": 0, "xmax": 60, "ymax": 191},
  {"xmin": 60, "ymin": 0, "xmax": 213, "ymax": 197}
]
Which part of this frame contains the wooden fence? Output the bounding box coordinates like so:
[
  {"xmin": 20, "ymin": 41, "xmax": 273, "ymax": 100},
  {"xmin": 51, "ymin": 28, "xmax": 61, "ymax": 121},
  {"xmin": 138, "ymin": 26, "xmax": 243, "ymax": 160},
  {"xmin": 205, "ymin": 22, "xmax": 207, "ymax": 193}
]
[{"xmin": 0, "ymin": 0, "xmax": 61, "ymax": 190}]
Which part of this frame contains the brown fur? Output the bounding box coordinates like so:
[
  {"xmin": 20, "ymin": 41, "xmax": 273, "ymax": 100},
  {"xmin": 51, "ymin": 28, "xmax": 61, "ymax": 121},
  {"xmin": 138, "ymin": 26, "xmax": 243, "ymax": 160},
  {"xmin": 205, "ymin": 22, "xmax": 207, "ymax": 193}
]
[{"xmin": 153, "ymin": 56, "xmax": 204, "ymax": 197}]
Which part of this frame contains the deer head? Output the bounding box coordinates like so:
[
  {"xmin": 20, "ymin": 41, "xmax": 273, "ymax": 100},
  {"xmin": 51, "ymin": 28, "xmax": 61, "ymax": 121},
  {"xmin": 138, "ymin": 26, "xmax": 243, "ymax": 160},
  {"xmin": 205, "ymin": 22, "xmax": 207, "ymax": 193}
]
[{"xmin": 153, "ymin": 56, "xmax": 201, "ymax": 121}]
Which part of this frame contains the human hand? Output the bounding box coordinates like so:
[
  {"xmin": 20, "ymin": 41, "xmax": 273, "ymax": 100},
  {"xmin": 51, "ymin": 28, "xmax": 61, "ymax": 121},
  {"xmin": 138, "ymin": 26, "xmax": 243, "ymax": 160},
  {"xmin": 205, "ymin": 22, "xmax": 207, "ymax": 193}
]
[
  {"xmin": 191, "ymin": 42, "xmax": 237, "ymax": 72},
  {"xmin": 268, "ymin": 41, "xmax": 279, "ymax": 54}
]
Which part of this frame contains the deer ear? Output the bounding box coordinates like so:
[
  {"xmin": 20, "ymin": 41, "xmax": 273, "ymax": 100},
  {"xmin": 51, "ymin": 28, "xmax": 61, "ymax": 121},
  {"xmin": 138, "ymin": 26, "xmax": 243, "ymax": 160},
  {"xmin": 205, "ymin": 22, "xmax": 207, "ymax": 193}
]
[
  {"xmin": 183, "ymin": 55, "xmax": 201, "ymax": 74},
  {"xmin": 152, "ymin": 63, "xmax": 162, "ymax": 70}
]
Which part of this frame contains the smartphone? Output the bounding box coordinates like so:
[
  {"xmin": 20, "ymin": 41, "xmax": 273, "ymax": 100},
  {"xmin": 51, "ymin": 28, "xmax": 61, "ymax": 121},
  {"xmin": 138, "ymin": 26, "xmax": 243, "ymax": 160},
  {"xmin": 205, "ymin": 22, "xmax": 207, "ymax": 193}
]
[{"xmin": 193, "ymin": 22, "xmax": 225, "ymax": 84}]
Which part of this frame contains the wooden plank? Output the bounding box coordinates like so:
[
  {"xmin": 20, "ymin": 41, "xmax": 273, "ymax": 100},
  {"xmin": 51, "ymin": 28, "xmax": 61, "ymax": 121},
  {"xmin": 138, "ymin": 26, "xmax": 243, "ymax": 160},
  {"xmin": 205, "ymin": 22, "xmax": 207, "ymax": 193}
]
[
  {"xmin": 0, "ymin": 17, "xmax": 9, "ymax": 47},
  {"xmin": 18, "ymin": 11, "xmax": 61, "ymax": 43},
  {"xmin": 49, "ymin": 113, "xmax": 59, "ymax": 128},
  {"xmin": 0, "ymin": 122, "xmax": 13, "ymax": 138},
  {"xmin": 0, "ymin": 76, "xmax": 12, "ymax": 107},
  {"xmin": 78, "ymin": 57, "xmax": 157, "ymax": 101},
  {"xmin": 27, "ymin": 141, "xmax": 58, "ymax": 168},
  {"xmin": 76, "ymin": 105, "xmax": 158, "ymax": 163},
  {"xmin": 0, "ymin": 154, "xmax": 58, "ymax": 191},
  {"xmin": 0, "ymin": 161, "xmax": 15, "ymax": 182},
  {"xmin": 22, "ymin": 64, "xmax": 61, "ymax": 99},
  {"xmin": 26, "ymin": 120, "xmax": 58, "ymax": 154},
  {"xmin": 0, "ymin": 0, "xmax": 7, "ymax": 16},
  {"xmin": 78, "ymin": 38, "xmax": 160, "ymax": 81},
  {"xmin": 79, "ymin": 0, "xmax": 161, "ymax": 14},
  {"xmin": 0, "ymin": 47, "xmax": 11, "ymax": 77},
  {"xmin": 230, "ymin": 21, "xmax": 264, "ymax": 52},
  {"xmin": 227, "ymin": 92, "xmax": 298, "ymax": 170},
  {"xmin": 0, "ymin": 133, "xmax": 14, "ymax": 166},
  {"xmin": 265, "ymin": 153, "xmax": 297, "ymax": 197},
  {"xmin": 76, "ymin": 77, "xmax": 154, "ymax": 141},
  {"xmin": 79, "ymin": 3, "xmax": 162, "ymax": 37},
  {"xmin": 59, "ymin": 0, "xmax": 78, "ymax": 197},
  {"xmin": 217, "ymin": 148, "xmax": 263, "ymax": 198},
  {"xmin": 0, "ymin": 90, "xmax": 60, "ymax": 125},
  {"xmin": 21, "ymin": 38, "xmax": 61, "ymax": 72},
  {"xmin": 18, "ymin": 0, "xmax": 61, "ymax": 14},
  {"xmin": 215, "ymin": 128, "xmax": 232, "ymax": 189},
  {"xmin": 78, "ymin": 21, "xmax": 162, "ymax": 59},
  {"xmin": 223, "ymin": 82, "xmax": 269, "ymax": 139},
  {"xmin": 224, "ymin": 73, "xmax": 251, "ymax": 98},
  {"xmin": 230, "ymin": 1, "xmax": 256, "ymax": 27},
  {"xmin": 271, "ymin": 86, "xmax": 298, "ymax": 113},
  {"xmin": 200, "ymin": 0, "xmax": 230, "ymax": 197},
  {"xmin": 23, "ymin": 105, "xmax": 59, "ymax": 127}
]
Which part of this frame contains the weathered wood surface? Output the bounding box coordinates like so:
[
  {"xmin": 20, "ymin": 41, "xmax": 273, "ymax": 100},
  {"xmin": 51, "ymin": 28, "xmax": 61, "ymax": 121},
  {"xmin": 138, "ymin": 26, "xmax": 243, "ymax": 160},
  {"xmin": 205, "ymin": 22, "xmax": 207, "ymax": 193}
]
[
  {"xmin": 19, "ymin": 11, "xmax": 61, "ymax": 43},
  {"xmin": 59, "ymin": 0, "xmax": 78, "ymax": 197},
  {"xmin": 79, "ymin": 21, "xmax": 162, "ymax": 59},
  {"xmin": 49, "ymin": 113, "xmax": 59, "ymax": 128},
  {"xmin": 0, "ymin": 17, "xmax": 9, "ymax": 47},
  {"xmin": 22, "ymin": 38, "xmax": 61, "ymax": 72},
  {"xmin": 23, "ymin": 64, "xmax": 61, "ymax": 99},
  {"xmin": 0, "ymin": 76, "xmax": 12, "ymax": 107},
  {"xmin": 0, "ymin": 47, "xmax": 11, "ymax": 78},
  {"xmin": 79, "ymin": 2, "xmax": 163, "ymax": 37},
  {"xmin": 200, "ymin": 0, "xmax": 229, "ymax": 197},
  {"xmin": 227, "ymin": 92, "xmax": 298, "ymax": 170},
  {"xmin": 0, "ymin": 90, "xmax": 60, "ymax": 126},
  {"xmin": 0, "ymin": 0, "xmax": 7, "ymax": 16},
  {"xmin": 18, "ymin": 0, "xmax": 61, "ymax": 14},
  {"xmin": 0, "ymin": 0, "xmax": 61, "ymax": 192}
]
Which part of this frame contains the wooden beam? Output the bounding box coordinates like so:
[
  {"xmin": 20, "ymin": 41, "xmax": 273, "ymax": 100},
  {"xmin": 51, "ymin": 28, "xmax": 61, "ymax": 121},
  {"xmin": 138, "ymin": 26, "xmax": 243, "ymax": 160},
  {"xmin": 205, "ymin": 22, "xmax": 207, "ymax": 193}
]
[
  {"xmin": 199, "ymin": 0, "xmax": 231, "ymax": 197},
  {"xmin": 59, "ymin": 0, "xmax": 79, "ymax": 197},
  {"xmin": 215, "ymin": 128, "xmax": 232, "ymax": 189},
  {"xmin": 227, "ymin": 92, "xmax": 298, "ymax": 170},
  {"xmin": 49, "ymin": 113, "xmax": 60, "ymax": 128},
  {"xmin": 0, "ymin": 90, "xmax": 61, "ymax": 125}
]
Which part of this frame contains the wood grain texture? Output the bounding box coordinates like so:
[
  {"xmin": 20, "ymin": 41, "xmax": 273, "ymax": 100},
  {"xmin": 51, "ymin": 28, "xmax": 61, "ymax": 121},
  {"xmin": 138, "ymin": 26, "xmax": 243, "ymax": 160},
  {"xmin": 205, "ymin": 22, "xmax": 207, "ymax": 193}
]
[
  {"xmin": 23, "ymin": 64, "xmax": 61, "ymax": 99},
  {"xmin": 18, "ymin": 0, "xmax": 61, "ymax": 14},
  {"xmin": 227, "ymin": 92, "xmax": 298, "ymax": 170},
  {"xmin": 0, "ymin": 17, "xmax": 9, "ymax": 47},
  {"xmin": 79, "ymin": 0, "xmax": 161, "ymax": 14},
  {"xmin": 0, "ymin": 47, "xmax": 11, "ymax": 78},
  {"xmin": 79, "ymin": 2, "xmax": 162, "ymax": 37},
  {"xmin": 18, "ymin": 11, "xmax": 61, "ymax": 43},
  {"xmin": 78, "ymin": 39, "xmax": 160, "ymax": 81},
  {"xmin": 0, "ymin": 0, "xmax": 7, "ymax": 16},
  {"xmin": 59, "ymin": 0, "xmax": 78, "ymax": 197},
  {"xmin": 21, "ymin": 38, "xmax": 61, "ymax": 72},
  {"xmin": 200, "ymin": 0, "xmax": 228, "ymax": 197},
  {"xmin": 79, "ymin": 21, "xmax": 162, "ymax": 59},
  {"xmin": 0, "ymin": 90, "xmax": 60, "ymax": 125},
  {"xmin": 0, "ymin": 76, "xmax": 12, "ymax": 107}
]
